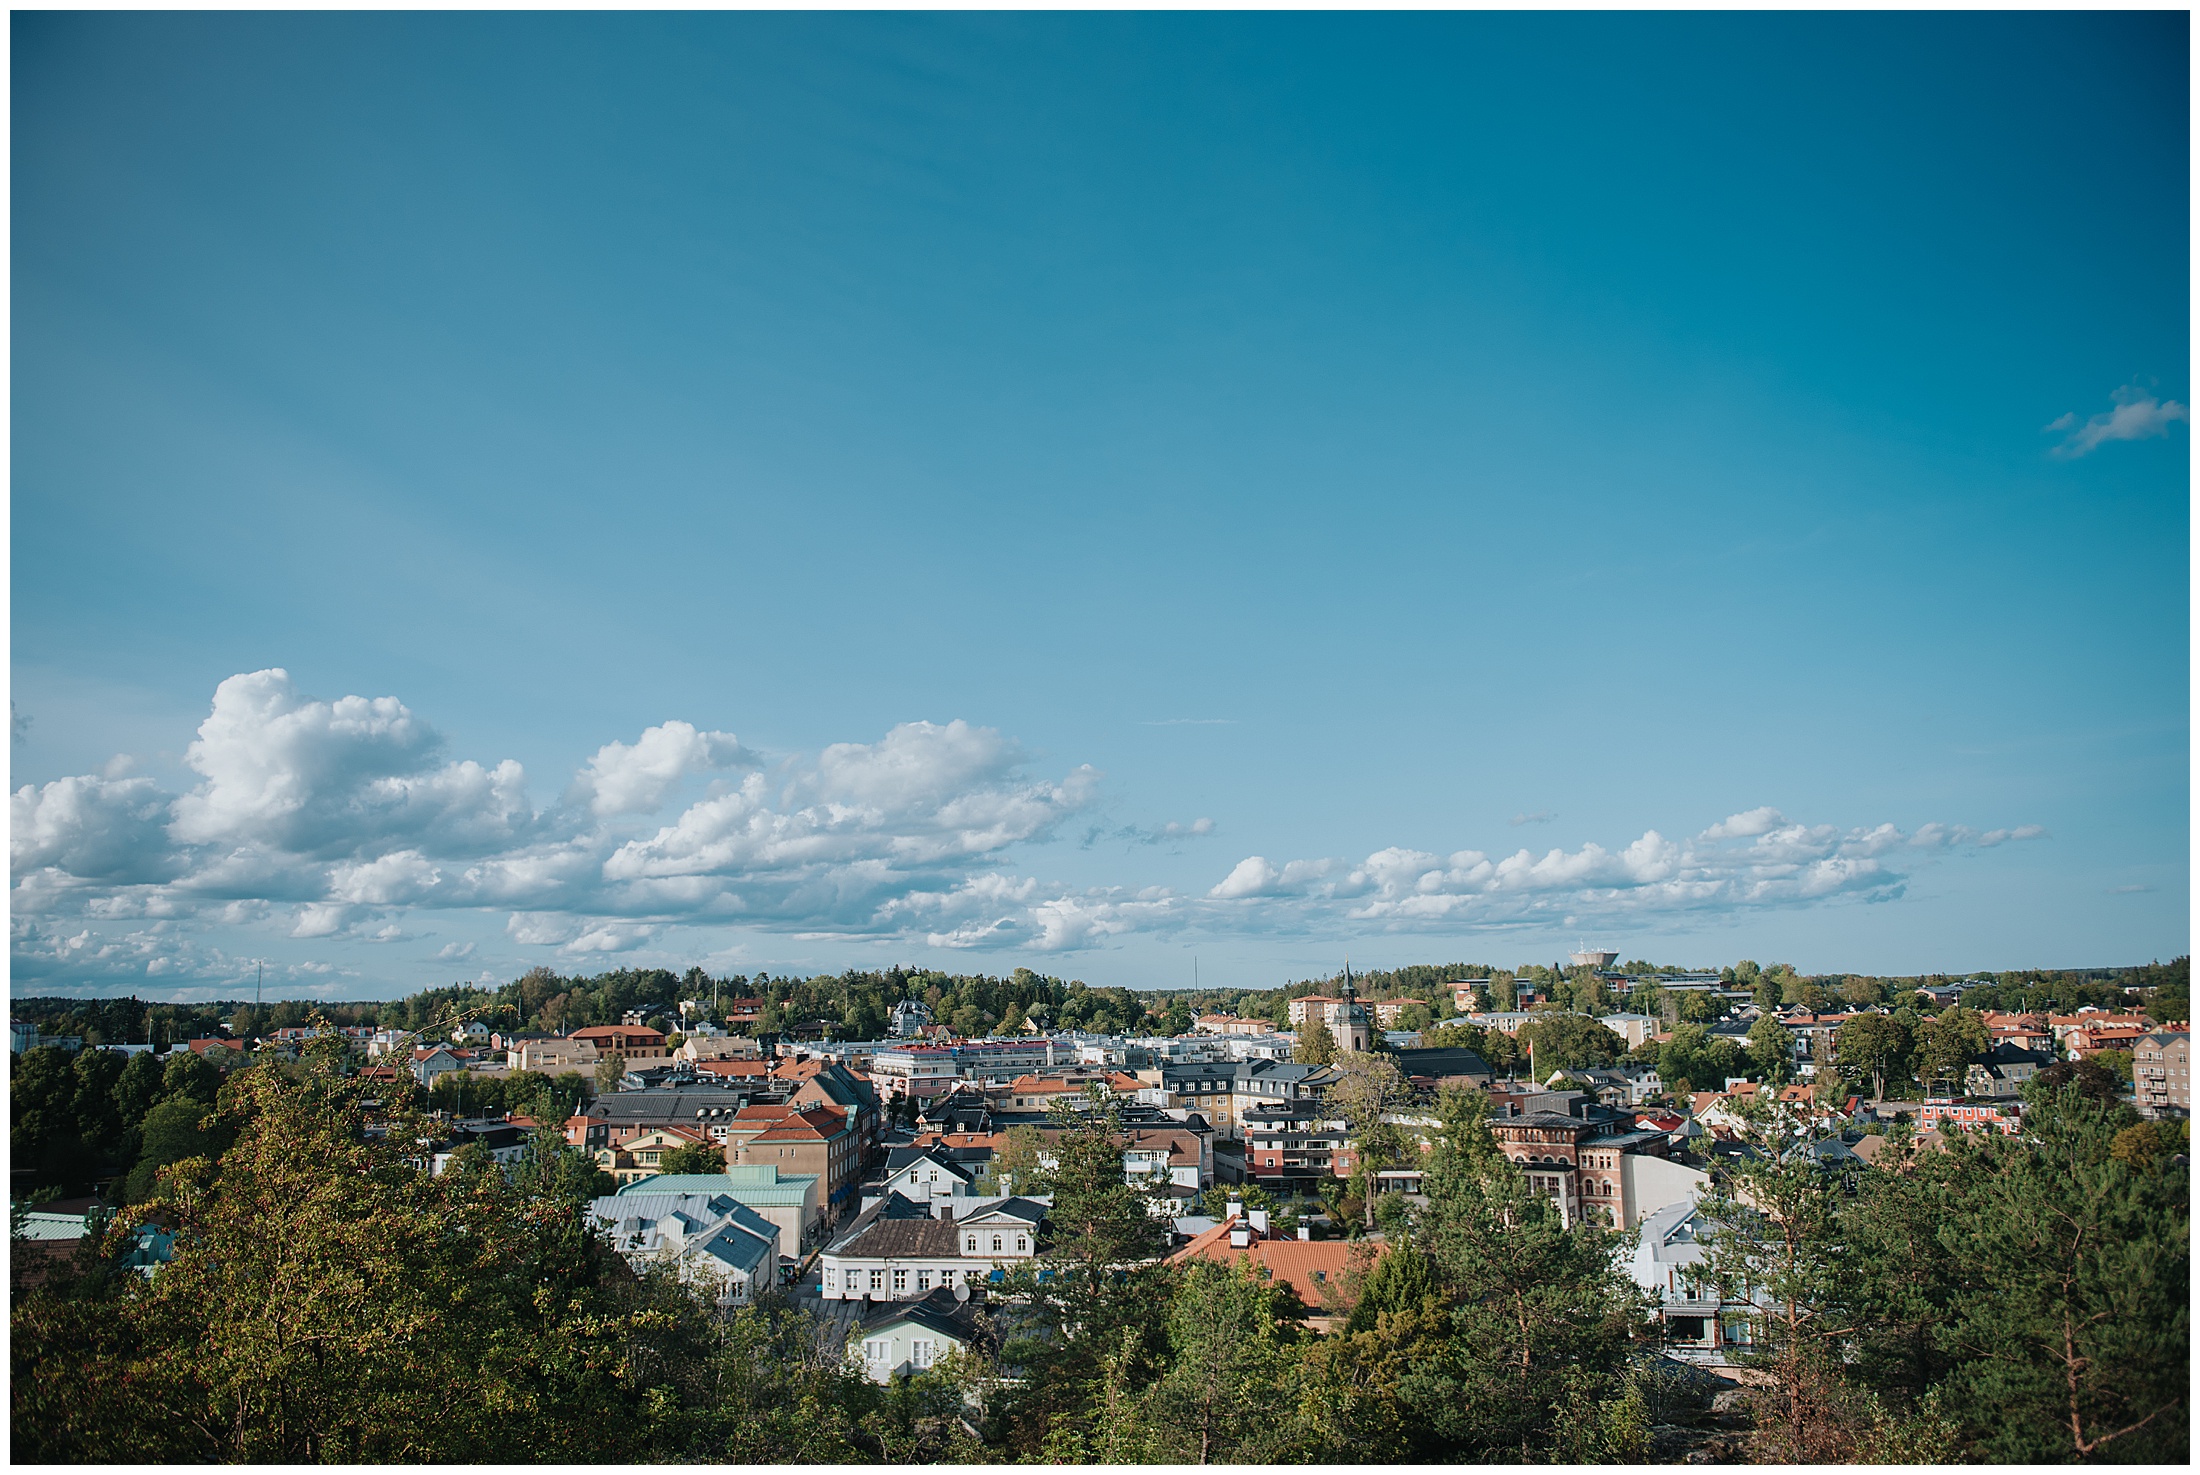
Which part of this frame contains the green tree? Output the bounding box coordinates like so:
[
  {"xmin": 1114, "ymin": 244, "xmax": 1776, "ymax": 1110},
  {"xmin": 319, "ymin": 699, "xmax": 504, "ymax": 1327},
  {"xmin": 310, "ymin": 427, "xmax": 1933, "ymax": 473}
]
[
  {"xmin": 1293, "ymin": 1018, "xmax": 1338, "ymax": 1066},
  {"xmin": 1834, "ymin": 1012, "xmax": 1909, "ymax": 1102},
  {"xmin": 657, "ymin": 1140, "xmax": 726, "ymax": 1175},
  {"xmin": 1516, "ymin": 1013, "xmax": 1624, "ymax": 1075},
  {"xmin": 14, "ymin": 1061, "xmax": 647, "ymax": 1461},
  {"xmin": 161, "ymin": 1050, "xmax": 222, "ymax": 1105},
  {"xmin": 1747, "ymin": 1011, "xmax": 1797, "ymax": 1086},
  {"xmin": 1143, "ymin": 1260, "xmax": 1298, "ymax": 1462},
  {"xmin": 595, "ymin": 1052, "xmax": 628, "ymax": 1093},
  {"xmin": 1688, "ymin": 1096, "xmax": 1858, "ymax": 1460},
  {"xmin": 1914, "ymin": 1008, "xmax": 1988, "ymax": 1094},
  {"xmin": 1932, "ymin": 1082, "xmax": 2187, "ymax": 1462},
  {"xmin": 1416, "ymin": 1146, "xmax": 1649, "ymax": 1460}
]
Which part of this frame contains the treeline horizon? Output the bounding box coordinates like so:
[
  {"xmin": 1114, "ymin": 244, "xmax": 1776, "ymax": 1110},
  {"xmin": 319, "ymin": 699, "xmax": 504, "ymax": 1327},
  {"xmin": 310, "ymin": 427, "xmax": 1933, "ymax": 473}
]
[{"xmin": 12, "ymin": 955, "xmax": 2188, "ymax": 1049}]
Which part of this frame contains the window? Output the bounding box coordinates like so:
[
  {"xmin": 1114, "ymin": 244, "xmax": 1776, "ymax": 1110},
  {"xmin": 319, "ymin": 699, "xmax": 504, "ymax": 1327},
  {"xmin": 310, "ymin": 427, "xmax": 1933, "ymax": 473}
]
[
  {"xmin": 916, "ymin": 1270, "xmax": 932, "ymax": 1291},
  {"xmin": 992, "ymin": 1235, "xmax": 1003, "ymax": 1252},
  {"xmin": 864, "ymin": 1339, "xmax": 888, "ymax": 1362},
  {"xmin": 965, "ymin": 1235, "xmax": 978, "ymax": 1253},
  {"xmin": 912, "ymin": 1338, "xmax": 937, "ymax": 1368},
  {"xmin": 1015, "ymin": 1235, "xmax": 1028, "ymax": 1253},
  {"xmin": 869, "ymin": 1269, "xmax": 885, "ymax": 1292}
]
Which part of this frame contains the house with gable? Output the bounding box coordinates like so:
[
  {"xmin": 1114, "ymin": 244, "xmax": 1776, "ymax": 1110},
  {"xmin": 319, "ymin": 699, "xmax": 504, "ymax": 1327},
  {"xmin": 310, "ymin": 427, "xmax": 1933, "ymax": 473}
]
[
  {"xmin": 1165, "ymin": 1203, "xmax": 1367, "ymax": 1332},
  {"xmin": 820, "ymin": 1195, "xmax": 1049, "ymax": 1302},
  {"xmin": 848, "ymin": 1286, "xmax": 993, "ymax": 1383},
  {"xmin": 588, "ymin": 1187, "xmax": 781, "ymax": 1305}
]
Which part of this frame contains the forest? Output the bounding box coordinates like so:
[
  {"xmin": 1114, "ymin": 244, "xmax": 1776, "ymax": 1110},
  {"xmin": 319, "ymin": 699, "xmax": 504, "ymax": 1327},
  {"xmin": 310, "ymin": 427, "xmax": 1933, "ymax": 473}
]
[
  {"xmin": 10, "ymin": 1051, "xmax": 2185, "ymax": 1465},
  {"xmin": 13, "ymin": 954, "xmax": 2183, "ymax": 1053}
]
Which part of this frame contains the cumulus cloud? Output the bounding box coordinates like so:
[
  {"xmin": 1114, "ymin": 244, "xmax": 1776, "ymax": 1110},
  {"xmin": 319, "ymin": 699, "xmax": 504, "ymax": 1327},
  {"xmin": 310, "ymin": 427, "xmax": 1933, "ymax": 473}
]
[
  {"xmin": 1700, "ymin": 806, "xmax": 1785, "ymax": 840},
  {"xmin": 2047, "ymin": 384, "xmax": 2188, "ymax": 457},
  {"xmin": 13, "ymin": 774, "xmax": 180, "ymax": 884},
  {"xmin": 7, "ymin": 668, "xmax": 2060, "ymax": 979},
  {"xmin": 1202, "ymin": 811, "xmax": 2046, "ymax": 937},
  {"xmin": 572, "ymin": 720, "xmax": 751, "ymax": 817},
  {"xmin": 168, "ymin": 669, "xmax": 533, "ymax": 857}
]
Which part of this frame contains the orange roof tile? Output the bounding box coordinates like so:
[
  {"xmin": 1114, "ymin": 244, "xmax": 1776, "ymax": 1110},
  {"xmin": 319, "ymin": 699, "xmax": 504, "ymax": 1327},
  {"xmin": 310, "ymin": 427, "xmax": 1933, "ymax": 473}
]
[{"xmin": 1166, "ymin": 1221, "xmax": 1373, "ymax": 1311}]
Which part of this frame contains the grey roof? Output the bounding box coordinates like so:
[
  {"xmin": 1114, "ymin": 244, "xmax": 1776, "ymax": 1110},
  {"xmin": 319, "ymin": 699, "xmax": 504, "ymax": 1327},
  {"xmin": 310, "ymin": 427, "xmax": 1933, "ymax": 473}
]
[
  {"xmin": 853, "ymin": 1286, "xmax": 991, "ymax": 1347},
  {"xmin": 835, "ymin": 1217, "xmax": 963, "ymax": 1259},
  {"xmin": 953, "ymin": 1195, "xmax": 1048, "ymax": 1225},
  {"xmin": 1391, "ymin": 1046, "xmax": 1494, "ymax": 1078}
]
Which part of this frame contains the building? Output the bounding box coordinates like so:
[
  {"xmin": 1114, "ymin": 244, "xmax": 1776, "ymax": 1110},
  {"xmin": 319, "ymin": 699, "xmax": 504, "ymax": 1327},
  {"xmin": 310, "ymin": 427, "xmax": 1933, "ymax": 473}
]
[
  {"xmin": 589, "ymin": 1188, "xmax": 781, "ymax": 1305},
  {"xmin": 1487, "ymin": 1111, "xmax": 1673, "ymax": 1229},
  {"xmin": 594, "ymin": 1125, "xmax": 714, "ymax": 1185},
  {"xmin": 680, "ymin": 1034, "xmax": 764, "ymax": 1062},
  {"xmin": 1963, "ymin": 1043, "xmax": 2053, "ymax": 1099},
  {"xmin": 1242, "ymin": 1101, "xmax": 1352, "ymax": 1184},
  {"xmin": 410, "ymin": 1045, "xmax": 473, "ymax": 1087},
  {"xmin": 820, "ymin": 1196, "xmax": 1049, "ymax": 1301},
  {"xmin": 1626, "ymin": 1200, "xmax": 1758, "ymax": 1364},
  {"xmin": 723, "ymin": 1103, "xmax": 864, "ymax": 1219},
  {"xmin": 512, "ymin": 1036, "xmax": 600, "ymax": 1073},
  {"xmin": 1921, "ymin": 1097, "xmax": 2020, "ymax": 1135},
  {"xmin": 1152, "ymin": 1059, "xmax": 1338, "ymax": 1139},
  {"xmin": 2134, "ymin": 1031, "xmax": 2190, "ymax": 1116},
  {"xmin": 1194, "ymin": 1013, "xmax": 1276, "ymax": 1036},
  {"xmin": 849, "ymin": 1287, "xmax": 993, "ymax": 1382},
  {"xmin": 2063, "ymin": 1024, "xmax": 2150, "ymax": 1061},
  {"xmin": 2047, "ymin": 1011, "xmax": 2153, "ymax": 1046},
  {"xmin": 1599, "ymin": 1013, "xmax": 1662, "ymax": 1051},
  {"xmin": 1164, "ymin": 1205, "xmax": 1366, "ymax": 1331},
  {"xmin": 568, "ymin": 1024, "xmax": 671, "ymax": 1063},
  {"xmin": 576, "ymin": 1081, "xmax": 799, "ymax": 1143},
  {"xmin": 888, "ymin": 999, "xmax": 935, "ymax": 1038},
  {"xmin": 1465, "ymin": 1011, "xmax": 1538, "ymax": 1036},
  {"xmin": 615, "ymin": 1167, "xmax": 823, "ymax": 1255}
]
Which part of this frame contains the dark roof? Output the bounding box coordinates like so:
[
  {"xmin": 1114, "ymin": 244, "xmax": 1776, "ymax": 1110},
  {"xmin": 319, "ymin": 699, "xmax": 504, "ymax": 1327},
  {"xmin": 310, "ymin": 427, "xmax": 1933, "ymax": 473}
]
[
  {"xmin": 1390, "ymin": 1046, "xmax": 1493, "ymax": 1078},
  {"xmin": 877, "ymin": 1192, "xmax": 933, "ymax": 1221},
  {"xmin": 1494, "ymin": 1111, "xmax": 1601, "ymax": 1133},
  {"xmin": 854, "ymin": 1286, "xmax": 992, "ymax": 1347},
  {"xmin": 885, "ymin": 1147, "xmax": 976, "ymax": 1180},
  {"xmin": 1978, "ymin": 1042, "xmax": 2052, "ymax": 1067},
  {"xmin": 837, "ymin": 1218, "xmax": 962, "ymax": 1259},
  {"xmin": 591, "ymin": 1086, "xmax": 792, "ymax": 1121},
  {"xmin": 957, "ymin": 1196, "xmax": 1047, "ymax": 1225}
]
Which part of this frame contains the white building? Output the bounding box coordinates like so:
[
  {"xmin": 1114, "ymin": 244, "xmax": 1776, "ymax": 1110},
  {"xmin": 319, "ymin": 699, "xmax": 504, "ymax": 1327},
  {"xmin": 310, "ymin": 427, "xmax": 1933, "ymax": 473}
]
[
  {"xmin": 821, "ymin": 1196, "xmax": 1048, "ymax": 1302},
  {"xmin": 849, "ymin": 1288, "xmax": 989, "ymax": 1383},
  {"xmin": 588, "ymin": 1188, "xmax": 781, "ymax": 1306}
]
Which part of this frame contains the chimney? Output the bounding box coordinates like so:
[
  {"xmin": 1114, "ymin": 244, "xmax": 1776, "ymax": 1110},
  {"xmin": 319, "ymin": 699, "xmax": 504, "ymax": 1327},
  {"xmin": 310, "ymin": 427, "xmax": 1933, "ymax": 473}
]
[
  {"xmin": 1248, "ymin": 1208, "xmax": 1270, "ymax": 1235},
  {"xmin": 1229, "ymin": 1224, "xmax": 1251, "ymax": 1249},
  {"xmin": 1297, "ymin": 1223, "xmax": 1312, "ymax": 1241},
  {"xmin": 1225, "ymin": 1195, "xmax": 1245, "ymax": 1221}
]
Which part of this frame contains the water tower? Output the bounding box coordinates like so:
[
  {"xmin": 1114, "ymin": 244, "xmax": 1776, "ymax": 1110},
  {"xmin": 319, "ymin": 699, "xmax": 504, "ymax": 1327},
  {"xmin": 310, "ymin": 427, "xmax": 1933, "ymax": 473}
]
[{"xmin": 1568, "ymin": 944, "xmax": 1618, "ymax": 970}]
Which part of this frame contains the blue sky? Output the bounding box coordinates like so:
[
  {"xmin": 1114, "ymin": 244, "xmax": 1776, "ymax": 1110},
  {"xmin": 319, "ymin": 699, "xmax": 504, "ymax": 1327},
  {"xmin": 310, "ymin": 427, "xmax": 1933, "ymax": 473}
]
[{"xmin": 12, "ymin": 12, "xmax": 2189, "ymax": 1001}]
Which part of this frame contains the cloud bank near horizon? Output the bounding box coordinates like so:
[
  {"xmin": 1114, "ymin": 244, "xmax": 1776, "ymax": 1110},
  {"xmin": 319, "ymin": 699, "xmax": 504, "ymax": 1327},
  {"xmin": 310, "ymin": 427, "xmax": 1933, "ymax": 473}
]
[{"xmin": 13, "ymin": 670, "xmax": 2046, "ymax": 992}]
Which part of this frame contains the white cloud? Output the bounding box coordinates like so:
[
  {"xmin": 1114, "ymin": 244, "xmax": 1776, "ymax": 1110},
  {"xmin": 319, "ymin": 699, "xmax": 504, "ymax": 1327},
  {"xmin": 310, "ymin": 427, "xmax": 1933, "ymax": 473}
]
[
  {"xmin": 7, "ymin": 669, "xmax": 2060, "ymax": 980},
  {"xmin": 435, "ymin": 940, "xmax": 477, "ymax": 960},
  {"xmin": 2047, "ymin": 384, "xmax": 2188, "ymax": 457},
  {"xmin": 1210, "ymin": 856, "xmax": 1282, "ymax": 900},
  {"xmin": 168, "ymin": 669, "xmax": 533, "ymax": 858},
  {"xmin": 1700, "ymin": 806, "xmax": 1785, "ymax": 840},
  {"xmin": 12, "ymin": 774, "xmax": 179, "ymax": 884},
  {"xmin": 572, "ymin": 720, "xmax": 751, "ymax": 818},
  {"xmin": 1202, "ymin": 811, "xmax": 2046, "ymax": 938}
]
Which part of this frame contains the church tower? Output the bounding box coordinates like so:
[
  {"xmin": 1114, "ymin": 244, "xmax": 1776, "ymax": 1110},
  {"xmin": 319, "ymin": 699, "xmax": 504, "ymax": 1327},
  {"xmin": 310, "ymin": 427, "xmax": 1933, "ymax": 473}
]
[{"xmin": 1334, "ymin": 958, "xmax": 1374, "ymax": 1054}]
